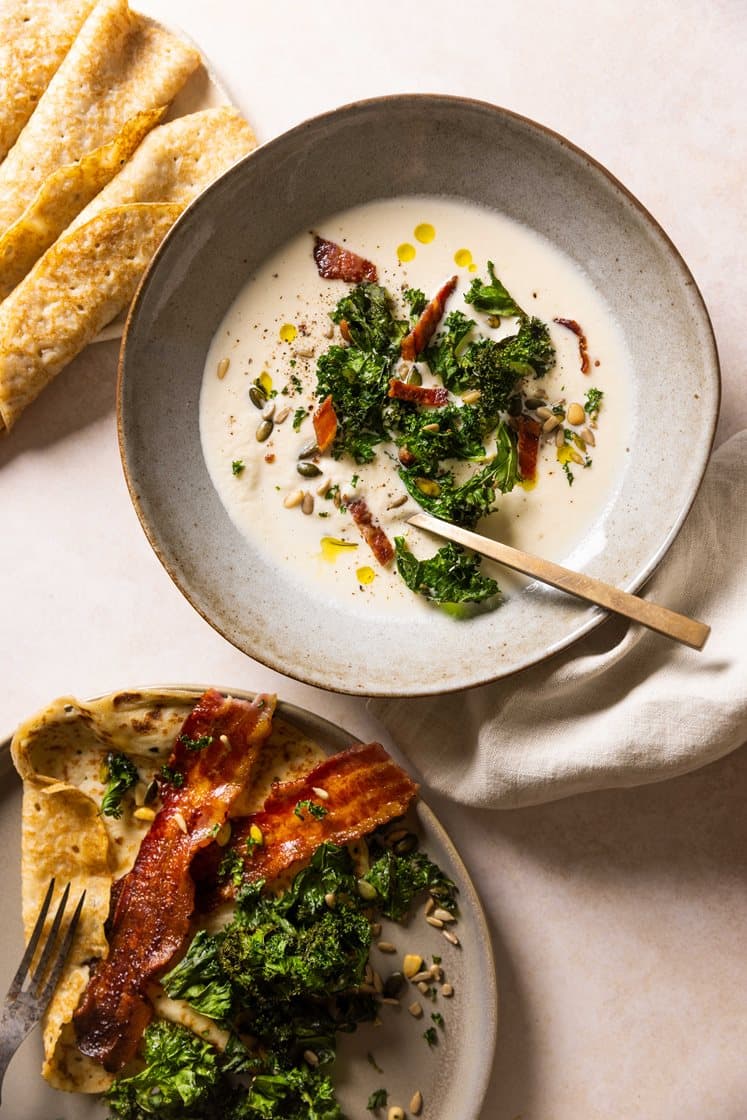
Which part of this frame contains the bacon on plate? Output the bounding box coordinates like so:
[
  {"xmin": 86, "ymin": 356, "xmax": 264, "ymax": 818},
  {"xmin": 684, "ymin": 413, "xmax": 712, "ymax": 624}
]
[
  {"xmin": 400, "ymin": 275, "xmax": 458, "ymax": 361},
  {"xmin": 73, "ymin": 689, "xmax": 276, "ymax": 1071},
  {"xmin": 553, "ymin": 317, "xmax": 590, "ymax": 374},
  {"xmin": 209, "ymin": 743, "xmax": 418, "ymax": 901},
  {"xmin": 313, "ymin": 235, "xmax": 378, "ymax": 283},
  {"xmin": 313, "ymin": 394, "xmax": 338, "ymax": 453},
  {"xmin": 388, "ymin": 379, "xmax": 449, "ymax": 407},
  {"xmin": 517, "ymin": 415, "xmax": 541, "ymax": 482},
  {"xmin": 347, "ymin": 496, "xmax": 395, "ymax": 566}
]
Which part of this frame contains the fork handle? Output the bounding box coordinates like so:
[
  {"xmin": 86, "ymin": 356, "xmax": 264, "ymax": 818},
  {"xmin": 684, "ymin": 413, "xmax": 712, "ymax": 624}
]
[{"xmin": 408, "ymin": 512, "xmax": 710, "ymax": 650}]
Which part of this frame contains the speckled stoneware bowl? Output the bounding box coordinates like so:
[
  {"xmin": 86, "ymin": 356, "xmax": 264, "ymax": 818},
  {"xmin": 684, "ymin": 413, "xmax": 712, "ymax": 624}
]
[
  {"xmin": 118, "ymin": 94, "xmax": 720, "ymax": 697},
  {"xmin": 0, "ymin": 686, "xmax": 496, "ymax": 1119}
]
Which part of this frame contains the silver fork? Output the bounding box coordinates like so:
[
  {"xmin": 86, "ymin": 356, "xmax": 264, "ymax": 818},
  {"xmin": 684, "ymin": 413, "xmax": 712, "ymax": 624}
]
[{"xmin": 0, "ymin": 879, "xmax": 85, "ymax": 1104}]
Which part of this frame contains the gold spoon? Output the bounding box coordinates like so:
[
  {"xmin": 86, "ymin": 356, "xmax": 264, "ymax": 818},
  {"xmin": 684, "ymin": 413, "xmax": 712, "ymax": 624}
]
[{"xmin": 407, "ymin": 511, "xmax": 710, "ymax": 650}]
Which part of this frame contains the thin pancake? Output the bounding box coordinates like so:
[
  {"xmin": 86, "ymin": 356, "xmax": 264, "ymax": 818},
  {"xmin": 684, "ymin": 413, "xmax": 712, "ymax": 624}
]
[
  {"xmin": 0, "ymin": 105, "xmax": 256, "ymax": 432},
  {"xmin": 0, "ymin": 202, "xmax": 181, "ymax": 432},
  {"xmin": 0, "ymin": 0, "xmax": 200, "ymax": 235},
  {"xmin": 0, "ymin": 106, "xmax": 165, "ymax": 299},
  {"xmin": 0, "ymin": 0, "xmax": 97, "ymax": 162}
]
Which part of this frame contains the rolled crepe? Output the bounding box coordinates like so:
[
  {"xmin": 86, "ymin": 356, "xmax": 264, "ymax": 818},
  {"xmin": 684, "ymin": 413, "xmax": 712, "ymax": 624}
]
[
  {"xmin": 0, "ymin": 0, "xmax": 98, "ymax": 162},
  {"xmin": 0, "ymin": 107, "xmax": 256, "ymax": 432},
  {"xmin": 0, "ymin": 0, "xmax": 200, "ymax": 236},
  {"xmin": 0, "ymin": 106, "xmax": 165, "ymax": 300}
]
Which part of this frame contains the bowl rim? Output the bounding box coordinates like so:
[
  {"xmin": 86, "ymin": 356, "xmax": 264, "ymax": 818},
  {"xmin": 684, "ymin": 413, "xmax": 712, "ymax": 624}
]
[{"xmin": 117, "ymin": 92, "xmax": 721, "ymax": 697}]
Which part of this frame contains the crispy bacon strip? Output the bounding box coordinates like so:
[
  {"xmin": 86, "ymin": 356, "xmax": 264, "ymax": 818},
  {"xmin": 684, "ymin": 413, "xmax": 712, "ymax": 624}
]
[
  {"xmin": 313, "ymin": 235, "xmax": 378, "ymax": 283},
  {"xmin": 553, "ymin": 317, "xmax": 590, "ymax": 374},
  {"xmin": 388, "ymin": 379, "xmax": 449, "ymax": 407},
  {"xmin": 73, "ymin": 689, "xmax": 276, "ymax": 1071},
  {"xmin": 347, "ymin": 496, "xmax": 395, "ymax": 566},
  {"xmin": 313, "ymin": 394, "xmax": 338, "ymax": 453},
  {"xmin": 400, "ymin": 275, "xmax": 458, "ymax": 361},
  {"xmin": 205, "ymin": 743, "xmax": 418, "ymax": 902},
  {"xmin": 517, "ymin": 415, "xmax": 541, "ymax": 482}
]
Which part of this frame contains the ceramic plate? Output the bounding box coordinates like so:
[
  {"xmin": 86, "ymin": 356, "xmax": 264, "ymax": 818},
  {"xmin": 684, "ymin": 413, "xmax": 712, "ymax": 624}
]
[
  {"xmin": 0, "ymin": 686, "xmax": 496, "ymax": 1120},
  {"xmin": 118, "ymin": 94, "xmax": 719, "ymax": 696}
]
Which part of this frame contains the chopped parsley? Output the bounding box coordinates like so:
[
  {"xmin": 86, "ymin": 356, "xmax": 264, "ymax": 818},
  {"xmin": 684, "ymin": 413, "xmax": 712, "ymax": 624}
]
[
  {"xmin": 367, "ymin": 1088, "xmax": 388, "ymax": 1111},
  {"xmin": 179, "ymin": 733, "xmax": 213, "ymax": 752},
  {"xmin": 160, "ymin": 764, "xmax": 185, "ymax": 788},
  {"xmin": 562, "ymin": 462, "xmax": 575, "ymax": 486},
  {"xmin": 423, "ymin": 1026, "xmax": 438, "ymax": 1047},
  {"xmin": 294, "ymin": 799, "xmax": 328, "ymax": 821},
  {"xmin": 584, "ymin": 386, "xmax": 604, "ymax": 418},
  {"xmin": 292, "ymin": 407, "xmax": 307, "ymax": 431},
  {"xmin": 100, "ymin": 752, "xmax": 138, "ymax": 819},
  {"xmin": 431, "ymin": 1011, "xmax": 445, "ymax": 1028},
  {"xmin": 231, "ymin": 459, "xmax": 245, "ymax": 476},
  {"xmin": 366, "ymin": 1052, "xmax": 384, "ymax": 1074}
]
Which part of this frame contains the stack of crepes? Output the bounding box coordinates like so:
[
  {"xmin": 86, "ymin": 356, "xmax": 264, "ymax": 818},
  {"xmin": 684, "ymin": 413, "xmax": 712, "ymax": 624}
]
[{"xmin": 0, "ymin": 0, "xmax": 258, "ymax": 433}]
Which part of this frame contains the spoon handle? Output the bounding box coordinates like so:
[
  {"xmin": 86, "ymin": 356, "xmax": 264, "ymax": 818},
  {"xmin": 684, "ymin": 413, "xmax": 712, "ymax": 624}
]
[{"xmin": 407, "ymin": 512, "xmax": 710, "ymax": 650}]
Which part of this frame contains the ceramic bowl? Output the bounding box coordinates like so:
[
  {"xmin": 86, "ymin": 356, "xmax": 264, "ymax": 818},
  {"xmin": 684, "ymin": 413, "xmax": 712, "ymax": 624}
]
[{"xmin": 118, "ymin": 94, "xmax": 719, "ymax": 696}]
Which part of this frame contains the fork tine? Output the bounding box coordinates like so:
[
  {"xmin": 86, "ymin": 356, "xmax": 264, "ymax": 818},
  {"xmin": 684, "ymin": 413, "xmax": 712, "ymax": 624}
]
[
  {"xmin": 6, "ymin": 879, "xmax": 55, "ymax": 1000},
  {"xmin": 37, "ymin": 890, "xmax": 86, "ymax": 1008},
  {"xmin": 30, "ymin": 882, "xmax": 70, "ymax": 996}
]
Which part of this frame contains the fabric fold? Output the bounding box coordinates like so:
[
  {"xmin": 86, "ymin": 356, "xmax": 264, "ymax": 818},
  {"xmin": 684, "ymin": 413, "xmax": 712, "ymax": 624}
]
[{"xmin": 369, "ymin": 431, "xmax": 747, "ymax": 809}]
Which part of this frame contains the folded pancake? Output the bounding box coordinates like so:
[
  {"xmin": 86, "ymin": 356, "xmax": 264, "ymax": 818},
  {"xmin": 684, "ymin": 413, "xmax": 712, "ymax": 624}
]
[
  {"xmin": 10, "ymin": 688, "xmax": 324, "ymax": 1091},
  {"xmin": 0, "ymin": 106, "xmax": 256, "ymax": 432},
  {"xmin": 0, "ymin": 106, "xmax": 164, "ymax": 300},
  {"xmin": 0, "ymin": 0, "xmax": 98, "ymax": 163},
  {"xmin": 0, "ymin": 0, "xmax": 200, "ymax": 236}
]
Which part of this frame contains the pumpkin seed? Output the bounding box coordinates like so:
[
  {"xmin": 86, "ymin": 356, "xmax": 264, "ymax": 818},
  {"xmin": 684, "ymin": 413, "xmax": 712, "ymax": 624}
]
[
  {"xmin": 297, "ymin": 461, "xmax": 322, "ymax": 478},
  {"xmin": 298, "ymin": 439, "xmax": 320, "ymax": 459},
  {"xmin": 415, "ymin": 478, "xmax": 441, "ymax": 498},
  {"xmin": 524, "ymin": 397, "xmax": 546, "ymax": 410},
  {"xmin": 249, "ymin": 385, "xmax": 267, "ymax": 409},
  {"xmin": 262, "ymin": 400, "xmax": 275, "ymax": 420},
  {"xmin": 256, "ymin": 418, "xmax": 273, "ymax": 442},
  {"xmin": 406, "ymin": 368, "xmax": 423, "ymax": 386},
  {"xmin": 216, "ymin": 357, "xmax": 230, "ymax": 379},
  {"xmin": 301, "ymin": 492, "xmax": 314, "ymax": 515},
  {"xmin": 383, "ymin": 971, "xmax": 405, "ymax": 997},
  {"xmin": 393, "ymin": 833, "xmax": 418, "ymax": 855}
]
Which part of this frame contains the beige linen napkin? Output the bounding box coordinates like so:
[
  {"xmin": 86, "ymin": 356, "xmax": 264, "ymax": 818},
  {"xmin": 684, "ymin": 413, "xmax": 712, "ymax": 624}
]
[{"xmin": 369, "ymin": 431, "xmax": 747, "ymax": 808}]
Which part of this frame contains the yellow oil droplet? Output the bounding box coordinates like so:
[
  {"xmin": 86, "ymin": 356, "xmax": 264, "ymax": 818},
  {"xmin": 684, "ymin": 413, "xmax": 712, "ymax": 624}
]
[
  {"xmin": 468, "ymin": 263, "xmax": 478, "ymax": 272},
  {"xmin": 397, "ymin": 242, "xmax": 416, "ymax": 263},
  {"xmin": 279, "ymin": 322, "xmax": 297, "ymax": 343},
  {"xmin": 258, "ymin": 370, "xmax": 273, "ymax": 395},
  {"xmin": 320, "ymin": 537, "xmax": 359, "ymax": 562},
  {"xmin": 454, "ymin": 248, "xmax": 473, "ymax": 268},
  {"xmin": 520, "ymin": 477, "xmax": 538, "ymax": 491},
  {"xmin": 556, "ymin": 444, "xmax": 574, "ymax": 465},
  {"xmin": 356, "ymin": 565, "xmax": 375, "ymax": 585},
  {"xmin": 414, "ymin": 223, "xmax": 435, "ymax": 244}
]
